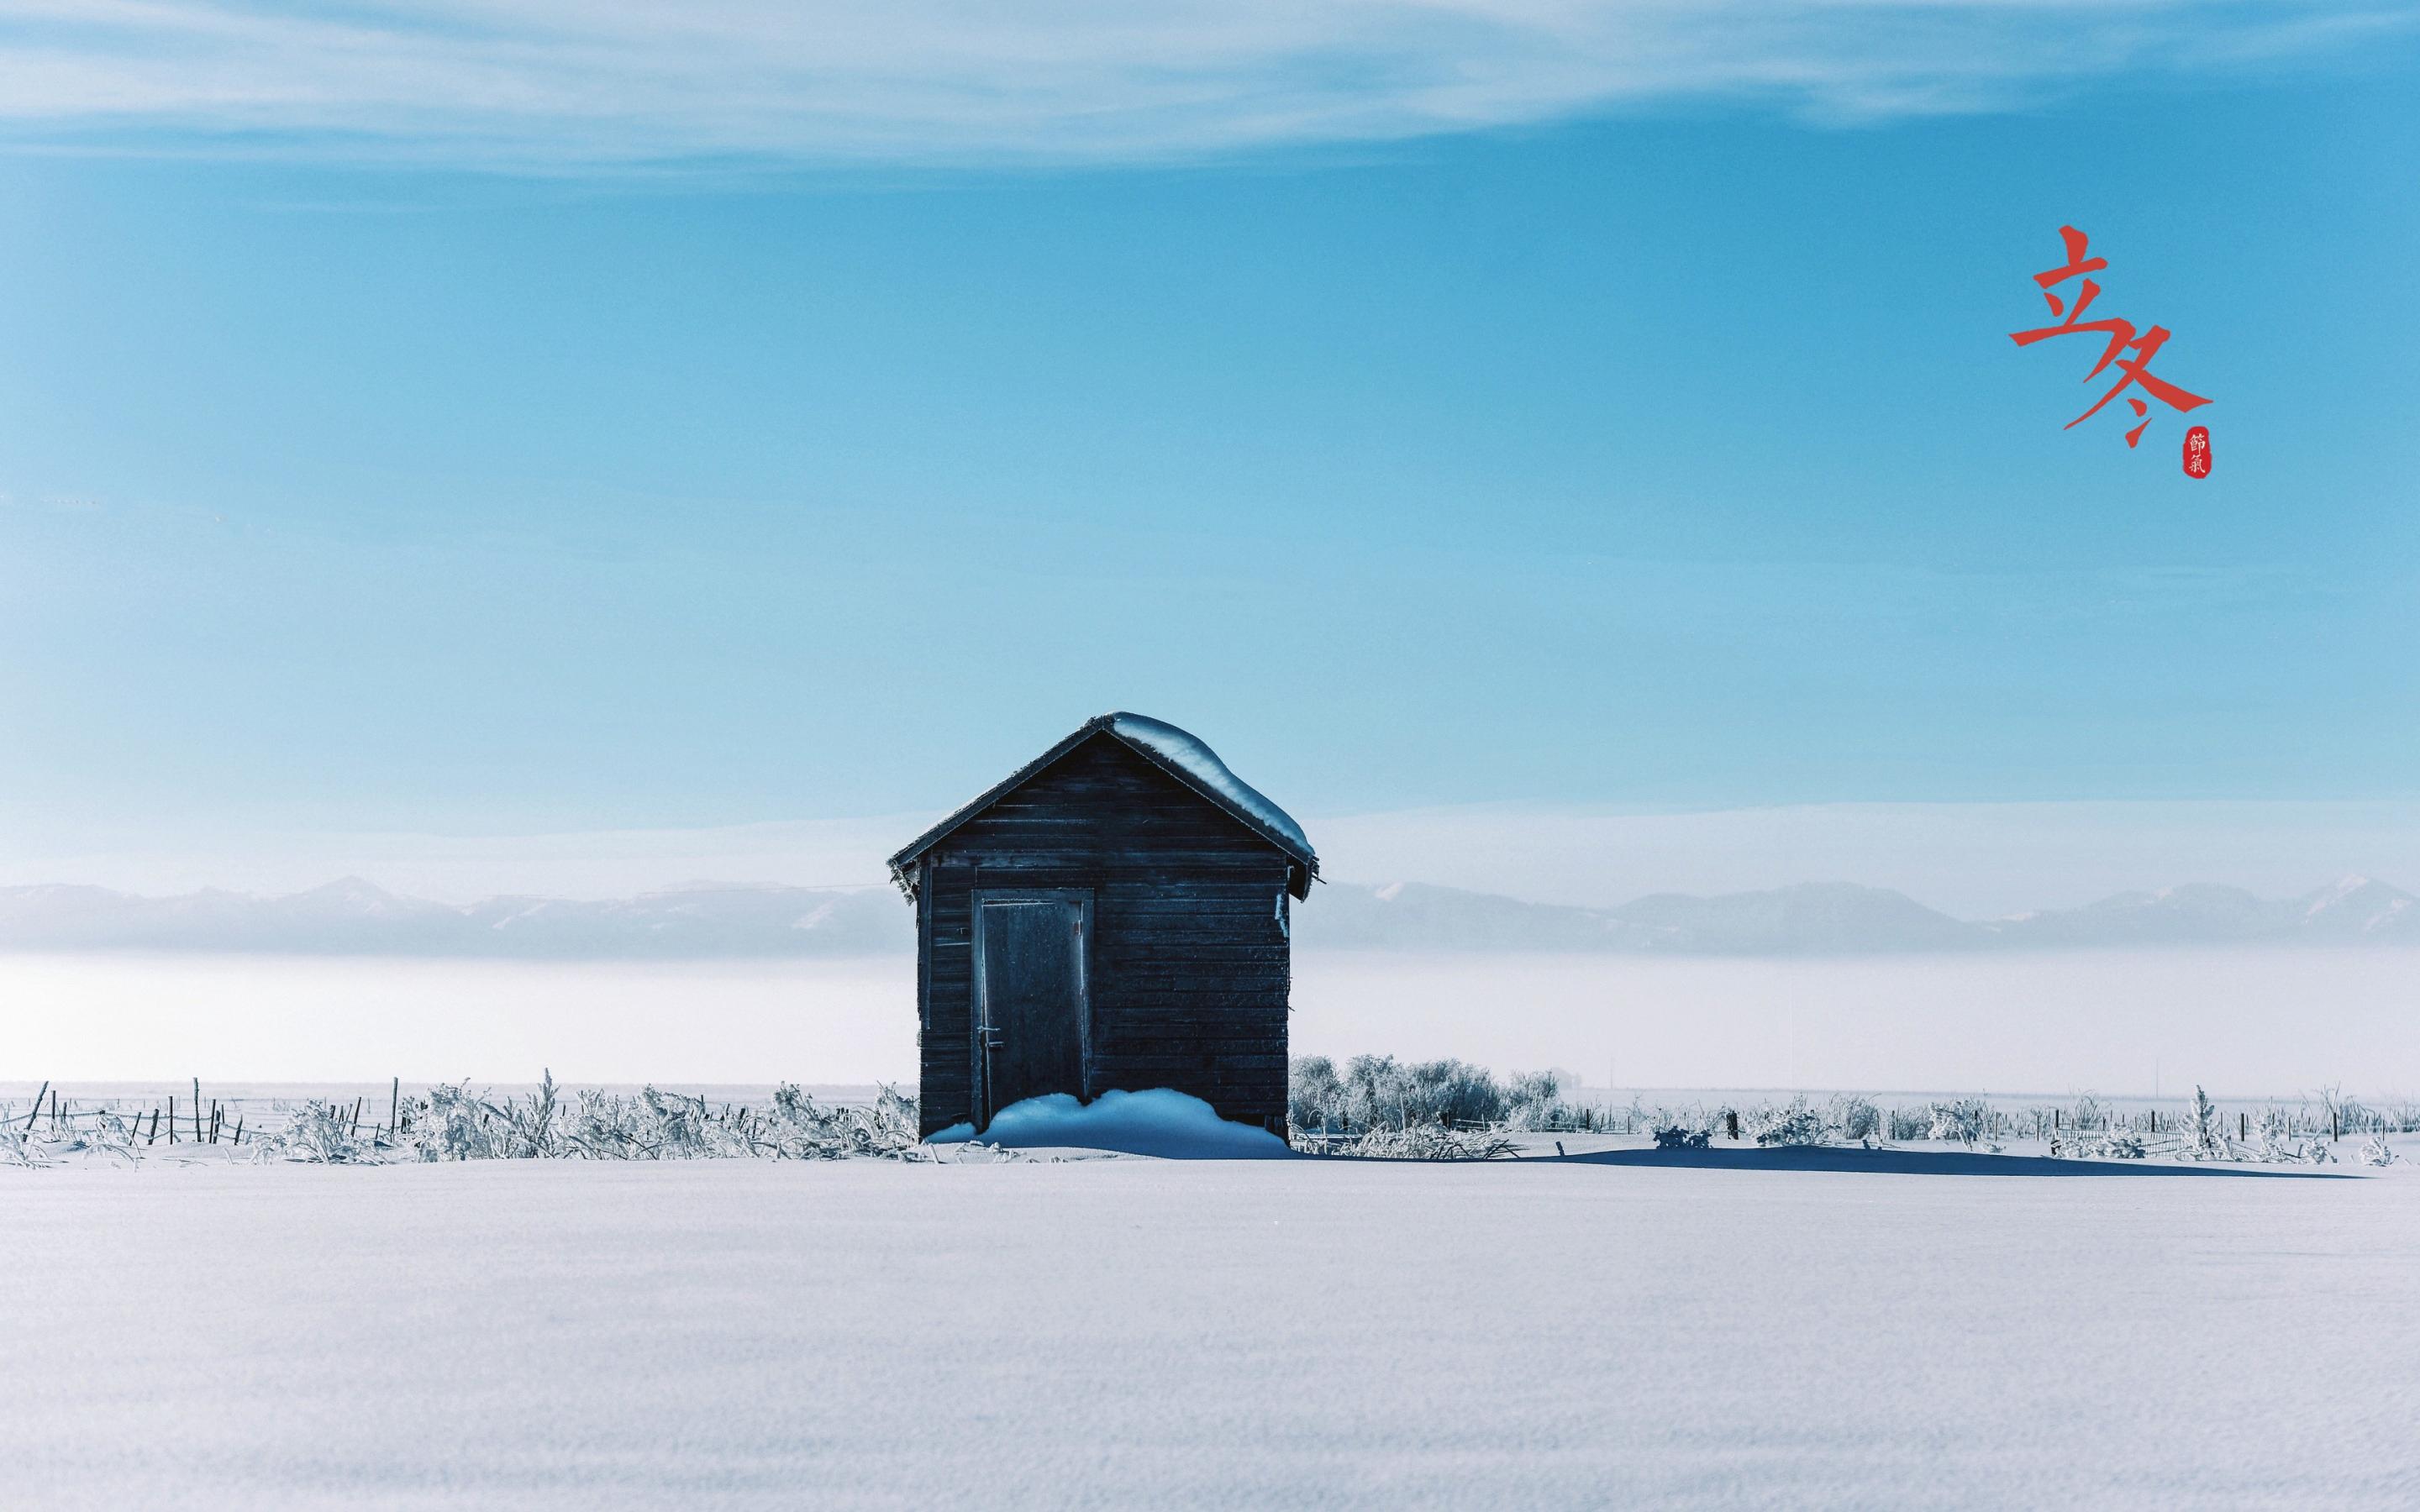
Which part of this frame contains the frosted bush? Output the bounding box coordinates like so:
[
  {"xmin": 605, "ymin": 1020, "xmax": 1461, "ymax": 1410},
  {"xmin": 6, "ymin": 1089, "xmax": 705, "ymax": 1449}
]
[
  {"xmin": 635, "ymin": 1087, "xmax": 723, "ymax": 1158},
  {"xmin": 559, "ymin": 1087, "xmax": 738, "ymax": 1159},
  {"xmin": 2086, "ymin": 1129, "xmax": 2147, "ymax": 1159},
  {"xmin": 1826, "ymin": 1095, "xmax": 1881, "ymax": 1142},
  {"xmin": 1288, "ymin": 1056, "xmax": 1604, "ymax": 1136},
  {"xmin": 2254, "ymin": 1105, "xmax": 2297, "ymax": 1163},
  {"xmin": 252, "ymin": 1100, "xmax": 372, "ymax": 1164},
  {"xmin": 752, "ymin": 1084, "xmax": 925, "ymax": 1160},
  {"xmin": 1888, "ymin": 1106, "xmax": 1933, "ymax": 1142},
  {"xmin": 1502, "ymin": 1069, "xmax": 1589, "ymax": 1131},
  {"xmin": 0, "ymin": 1079, "xmax": 929, "ymax": 1168},
  {"xmin": 409, "ymin": 1082, "xmax": 516, "ymax": 1161},
  {"xmin": 2180, "ymin": 1085, "xmax": 2230, "ymax": 1162},
  {"xmin": 490, "ymin": 1073, "xmax": 565, "ymax": 1158},
  {"xmin": 2248, "ymin": 1105, "xmax": 2336, "ymax": 1164},
  {"xmin": 1288, "ymin": 1057, "xmax": 1344, "ymax": 1131},
  {"xmin": 1750, "ymin": 1097, "xmax": 1828, "ymax": 1147},
  {"xmin": 1288, "ymin": 1054, "xmax": 1508, "ymax": 1132},
  {"xmin": 60, "ymin": 1108, "xmax": 140, "ymax": 1164},
  {"xmin": 0, "ymin": 1121, "xmax": 47, "ymax": 1168},
  {"xmin": 1653, "ymin": 1124, "xmax": 1710, "ymax": 1150},
  {"xmin": 560, "ymin": 1088, "xmax": 644, "ymax": 1157},
  {"xmin": 2359, "ymin": 1134, "xmax": 2397, "ymax": 1167},
  {"xmin": 1318, "ymin": 1123, "xmax": 1518, "ymax": 1160},
  {"xmin": 1928, "ymin": 1099, "xmax": 1989, "ymax": 1147},
  {"xmin": 1359, "ymin": 1056, "xmax": 1502, "ymax": 1128}
]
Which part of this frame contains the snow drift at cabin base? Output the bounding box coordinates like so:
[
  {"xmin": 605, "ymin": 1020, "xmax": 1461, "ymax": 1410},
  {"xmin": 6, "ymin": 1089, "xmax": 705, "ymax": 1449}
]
[{"xmin": 928, "ymin": 1088, "xmax": 1293, "ymax": 1158}]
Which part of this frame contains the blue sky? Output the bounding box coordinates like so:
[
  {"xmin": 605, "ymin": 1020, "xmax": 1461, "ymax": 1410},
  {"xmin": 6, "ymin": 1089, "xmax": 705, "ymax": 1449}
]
[{"xmin": 3, "ymin": 3, "xmax": 2417, "ymax": 864}]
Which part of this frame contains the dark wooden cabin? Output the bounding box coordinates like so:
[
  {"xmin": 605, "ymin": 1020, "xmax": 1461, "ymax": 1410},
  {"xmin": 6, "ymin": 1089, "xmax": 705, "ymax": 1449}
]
[{"xmin": 888, "ymin": 712, "xmax": 1318, "ymax": 1137}]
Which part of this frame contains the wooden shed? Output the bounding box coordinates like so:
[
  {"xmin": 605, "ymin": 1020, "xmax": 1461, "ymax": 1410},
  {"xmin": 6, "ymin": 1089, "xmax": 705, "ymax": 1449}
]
[{"xmin": 888, "ymin": 712, "xmax": 1318, "ymax": 1138}]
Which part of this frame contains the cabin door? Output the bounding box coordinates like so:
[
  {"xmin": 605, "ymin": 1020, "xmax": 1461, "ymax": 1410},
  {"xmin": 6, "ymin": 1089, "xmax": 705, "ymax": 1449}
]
[{"xmin": 971, "ymin": 890, "xmax": 1092, "ymax": 1129}]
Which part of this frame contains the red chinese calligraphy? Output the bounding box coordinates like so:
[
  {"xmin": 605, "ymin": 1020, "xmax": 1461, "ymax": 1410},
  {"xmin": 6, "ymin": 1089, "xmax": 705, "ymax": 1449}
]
[{"xmin": 2009, "ymin": 226, "xmax": 2209, "ymax": 450}]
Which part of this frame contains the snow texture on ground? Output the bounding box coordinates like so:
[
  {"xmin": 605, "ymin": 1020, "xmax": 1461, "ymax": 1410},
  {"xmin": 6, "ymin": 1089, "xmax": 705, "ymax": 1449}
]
[
  {"xmin": 927, "ymin": 1088, "xmax": 1293, "ymax": 1158},
  {"xmin": 8, "ymin": 1150, "xmax": 2417, "ymax": 1509}
]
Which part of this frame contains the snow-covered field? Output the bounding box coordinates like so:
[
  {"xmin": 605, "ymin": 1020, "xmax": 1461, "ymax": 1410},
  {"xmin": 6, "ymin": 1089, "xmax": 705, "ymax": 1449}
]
[{"xmin": 9, "ymin": 1147, "xmax": 2417, "ymax": 1509}]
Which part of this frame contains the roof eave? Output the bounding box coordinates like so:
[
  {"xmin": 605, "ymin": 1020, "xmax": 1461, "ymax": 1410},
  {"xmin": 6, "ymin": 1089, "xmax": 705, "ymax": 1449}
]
[
  {"xmin": 886, "ymin": 714, "xmax": 1319, "ymax": 901},
  {"xmin": 883, "ymin": 718, "xmax": 1116, "ymax": 891}
]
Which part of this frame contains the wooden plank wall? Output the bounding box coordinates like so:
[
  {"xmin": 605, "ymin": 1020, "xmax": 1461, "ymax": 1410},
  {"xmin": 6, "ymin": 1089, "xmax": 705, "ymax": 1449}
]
[{"xmin": 914, "ymin": 733, "xmax": 1294, "ymax": 1135}]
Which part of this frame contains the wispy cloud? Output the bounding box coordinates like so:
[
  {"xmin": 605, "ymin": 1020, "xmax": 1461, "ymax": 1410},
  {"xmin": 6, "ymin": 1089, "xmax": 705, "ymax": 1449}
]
[{"xmin": 0, "ymin": 1, "xmax": 2408, "ymax": 167}]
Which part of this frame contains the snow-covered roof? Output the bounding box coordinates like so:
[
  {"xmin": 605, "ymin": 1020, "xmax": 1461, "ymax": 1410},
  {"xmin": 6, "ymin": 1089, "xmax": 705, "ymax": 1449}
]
[
  {"xmin": 888, "ymin": 711, "xmax": 1318, "ymax": 897},
  {"xmin": 1101, "ymin": 712, "xmax": 1315, "ymax": 863}
]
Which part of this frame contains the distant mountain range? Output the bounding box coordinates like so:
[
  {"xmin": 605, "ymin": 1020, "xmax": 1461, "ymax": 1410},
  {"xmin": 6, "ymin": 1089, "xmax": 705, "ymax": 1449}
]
[
  {"xmin": 1305, "ymin": 875, "xmax": 2419, "ymax": 953},
  {"xmin": 2, "ymin": 874, "xmax": 2413, "ymax": 958},
  {"xmin": 0, "ymin": 879, "xmax": 909, "ymax": 958}
]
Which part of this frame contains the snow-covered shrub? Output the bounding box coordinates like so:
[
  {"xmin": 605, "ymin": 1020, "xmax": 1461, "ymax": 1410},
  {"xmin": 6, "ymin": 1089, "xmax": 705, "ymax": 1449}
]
[
  {"xmin": 1928, "ymin": 1099, "xmax": 1989, "ymax": 1147},
  {"xmin": 1289, "ymin": 1053, "xmax": 1515, "ymax": 1132},
  {"xmin": 1320, "ymin": 1123, "xmax": 1518, "ymax": 1160},
  {"xmin": 1352, "ymin": 1056, "xmax": 1503, "ymax": 1128},
  {"xmin": 408, "ymin": 1082, "xmax": 516, "ymax": 1161},
  {"xmin": 1653, "ymin": 1124, "xmax": 1710, "ymax": 1150},
  {"xmin": 0, "ymin": 1121, "xmax": 48, "ymax": 1168},
  {"xmin": 1502, "ymin": 1069, "xmax": 1586, "ymax": 1131},
  {"xmin": 2085, "ymin": 1129, "xmax": 2147, "ymax": 1159},
  {"xmin": 491, "ymin": 1072, "xmax": 565, "ymax": 1158},
  {"xmin": 2333, "ymin": 1096, "xmax": 2386, "ymax": 1136},
  {"xmin": 1291, "ymin": 1055, "xmax": 1607, "ymax": 1136},
  {"xmin": 556, "ymin": 1087, "xmax": 734, "ymax": 1159},
  {"xmin": 1749, "ymin": 1096, "xmax": 1828, "ymax": 1147},
  {"xmin": 752, "ymin": 1083, "xmax": 925, "ymax": 1160},
  {"xmin": 252, "ymin": 1100, "xmax": 372, "ymax": 1164},
  {"xmin": 60, "ymin": 1108, "xmax": 140, "ymax": 1163},
  {"xmin": 1885, "ymin": 1105, "xmax": 1932, "ymax": 1142},
  {"xmin": 2248, "ymin": 1105, "xmax": 2337, "ymax": 1164},
  {"xmin": 2180, "ymin": 1085, "xmax": 2230, "ymax": 1162},
  {"xmin": 2254, "ymin": 1105, "xmax": 2297, "ymax": 1162},
  {"xmin": 1288, "ymin": 1057, "xmax": 1344, "ymax": 1132},
  {"xmin": 2359, "ymin": 1133, "xmax": 2398, "ymax": 1167},
  {"xmin": 635, "ymin": 1087, "xmax": 723, "ymax": 1158},
  {"xmin": 1827, "ymin": 1095, "xmax": 1881, "ymax": 1142},
  {"xmin": 1, "ymin": 1079, "xmax": 929, "ymax": 1168}
]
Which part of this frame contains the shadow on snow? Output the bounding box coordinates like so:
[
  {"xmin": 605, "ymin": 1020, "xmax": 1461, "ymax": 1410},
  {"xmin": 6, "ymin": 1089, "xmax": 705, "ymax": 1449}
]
[{"xmin": 1553, "ymin": 1146, "xmax": 2346, "ymax": 1178}]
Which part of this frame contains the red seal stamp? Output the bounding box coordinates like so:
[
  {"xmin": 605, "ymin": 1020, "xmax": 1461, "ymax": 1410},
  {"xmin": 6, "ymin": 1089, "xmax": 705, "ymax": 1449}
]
[{"xmin": 2182, "ymin": 424, "xmax": 2212, "ymax": 479}]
